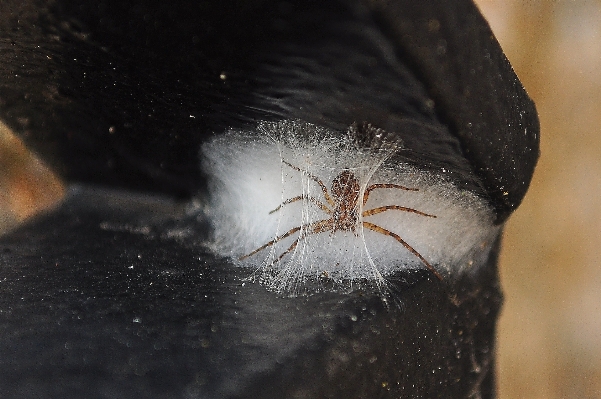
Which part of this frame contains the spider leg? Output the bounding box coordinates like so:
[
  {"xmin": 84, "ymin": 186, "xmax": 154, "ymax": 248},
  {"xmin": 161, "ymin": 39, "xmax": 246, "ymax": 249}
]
[
  {"xmin": 240, "ymin": 218, "xmax": 334, "ymax": 262},
  {"xmin": 282, "ymin": 160, "xmax": 335, "ymax": 207},
  {"xmin": 362, "ymin": 205, "xmax": 436, "ymax": 218},
  {"xmin": 268, "ymin": 237, "xmax": 300, "ymax": 266},
  {"xmin": 306, "ymin": 218, "xmax": 334, "ymax": 234},
  {"xmin": 362, "ymin": 221, "xmax": 442, "ymax": 280},
  {"xmin": 269, "ymin": 195, "xmax": 332, "ymax": 215},
  {"xmin": 363, "ymin": 183, "xmax": 419, "ymax": 205},
  {"xmin": 239, "ymin": 226, "xmax": 301, "ymax": 260},
  {"xmin": 266, "ymin": 218, "xmax": 334, "ymax": 265}
]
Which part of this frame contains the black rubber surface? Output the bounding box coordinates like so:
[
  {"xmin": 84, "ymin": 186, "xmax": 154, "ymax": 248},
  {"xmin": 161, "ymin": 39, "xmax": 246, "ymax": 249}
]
[
  {"xmin": 0, "ymin": 187, "xmax": 502, "ymax": 398},
  {"xmin": 0, "ymin": 0, "xmax": 538, "ymax": 221},
  {"xmin": 0, "ymin": 1, "xmax": 538, "ymax": 397}
]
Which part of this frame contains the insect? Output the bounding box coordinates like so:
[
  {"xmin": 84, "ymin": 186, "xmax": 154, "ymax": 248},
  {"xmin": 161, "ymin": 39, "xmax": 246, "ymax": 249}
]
[{"xmin": 240, "ymin": 160, "xmax": 443, "ymax": 280}]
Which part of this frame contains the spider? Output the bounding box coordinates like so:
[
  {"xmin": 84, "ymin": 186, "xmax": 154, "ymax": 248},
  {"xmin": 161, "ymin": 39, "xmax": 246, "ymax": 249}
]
[{"xmin": 240, "ymin": 160, "xmax": 442, "ymax": 280}]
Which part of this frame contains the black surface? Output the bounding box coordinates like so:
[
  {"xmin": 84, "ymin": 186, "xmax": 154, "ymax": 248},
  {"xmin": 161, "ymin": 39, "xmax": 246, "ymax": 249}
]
[
  {"xmin": 0, "ymin": 0, "xmax": 539, "ymax": 221},
  {"xmin": 368, "ymin": 1, "xmax": 539, "ymax": 222},
  {"xmin": 0, "ymin": 187, "xmax": 502, "ymax": 398},
  {"xmin": 0, "ymin": 1, "xmax": 538, "ymax": 397}
]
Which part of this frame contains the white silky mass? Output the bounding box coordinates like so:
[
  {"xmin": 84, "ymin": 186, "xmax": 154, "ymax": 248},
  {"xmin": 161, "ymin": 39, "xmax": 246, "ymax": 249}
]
[{"xmin": 201, "ymin": 120, "xmax": 500, "ymax": 293}]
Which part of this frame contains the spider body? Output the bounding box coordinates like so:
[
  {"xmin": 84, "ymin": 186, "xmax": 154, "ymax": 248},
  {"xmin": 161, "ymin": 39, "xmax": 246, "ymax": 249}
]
[
  {"xmin": 240, "ymin": 161, "xmax": 442, "ymax": 280},
  {"xmin": 330, "ymin": 170, "xmax": 360, "ymax": 233}
]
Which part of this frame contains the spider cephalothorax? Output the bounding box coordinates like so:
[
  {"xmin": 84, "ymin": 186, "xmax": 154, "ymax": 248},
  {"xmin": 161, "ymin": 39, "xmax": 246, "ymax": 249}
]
[{"xmin": 240, "ymin": 161, "xmax": 442, "ymax": 280}]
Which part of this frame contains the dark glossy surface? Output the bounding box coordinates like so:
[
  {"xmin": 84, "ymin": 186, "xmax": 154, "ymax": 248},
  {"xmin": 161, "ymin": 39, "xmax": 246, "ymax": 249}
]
[
  {"xmin": 0, "ymin": 0, "xmax": 538, "ymax": 221},
  {"xmin": 0, "ymin": 187, "xmax": 502, "ymax": 398},
  {"xmin": 0, "ymin": 1, "xmax": 538, "ymax": 397}
]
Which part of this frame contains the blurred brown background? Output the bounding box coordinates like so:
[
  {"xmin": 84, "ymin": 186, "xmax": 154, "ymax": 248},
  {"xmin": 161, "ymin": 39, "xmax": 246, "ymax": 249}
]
[
  {"xmin": 477, "ymin": 1, "xmax": 601, "ymax": 398},
  {"xmin": 1, "ymin": 1, "xmax": 600, "ymax": 397},
  {"xmin": 0, "ymin": 120, "xmax": 63, "ymax": 234}
]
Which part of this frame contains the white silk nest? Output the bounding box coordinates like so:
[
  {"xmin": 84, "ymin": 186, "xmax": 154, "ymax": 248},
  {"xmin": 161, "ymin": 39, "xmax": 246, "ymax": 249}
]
[{"xmin": 201, "ymin": 120, "xmax": 500, "ymax": 293}]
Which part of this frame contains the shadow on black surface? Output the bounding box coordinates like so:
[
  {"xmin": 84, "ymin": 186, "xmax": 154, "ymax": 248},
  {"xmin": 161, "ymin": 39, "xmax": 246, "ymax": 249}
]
[{"xmin": 0, "ymin": 186, "xmax": 501, "ymax": 398}]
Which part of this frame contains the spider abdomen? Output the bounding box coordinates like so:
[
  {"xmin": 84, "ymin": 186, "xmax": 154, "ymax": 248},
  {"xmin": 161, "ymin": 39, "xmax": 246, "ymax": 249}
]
[
  {"xmin": 332, "ymin": 205, "xmax": 359, "ymax": 232},
  {"xmin": 331, "ymin": 170, "xmax": 360, "ymax": 202}
]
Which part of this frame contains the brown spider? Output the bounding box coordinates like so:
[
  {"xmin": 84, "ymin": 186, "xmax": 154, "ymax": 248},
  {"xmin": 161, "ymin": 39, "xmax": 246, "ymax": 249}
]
[{"xmin": 240, "ymin": 161, "xmax": 442, "ymax": 280}]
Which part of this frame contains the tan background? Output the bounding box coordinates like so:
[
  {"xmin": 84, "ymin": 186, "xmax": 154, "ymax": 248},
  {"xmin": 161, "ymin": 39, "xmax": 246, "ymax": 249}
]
[
  {"xmin": 0, "ymin": 120, "xmax": 63, "ymax": 233},
  {"xmin": 1, "ymin": 1, "xmax": 601, "ymax": 397},
  {"xmin": 476, "ymin": 1, "xmax": 601, "ymax": 398}
]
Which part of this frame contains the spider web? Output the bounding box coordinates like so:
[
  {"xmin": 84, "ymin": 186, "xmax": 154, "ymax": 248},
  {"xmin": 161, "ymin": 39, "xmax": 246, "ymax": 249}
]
[
  {"xmin": 250, "ymin": 120, "xmax": 404, "ymax": 294},
  {"xmin": 200, "ymin": 119, "xmax": 500, "ymax": 297}
]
